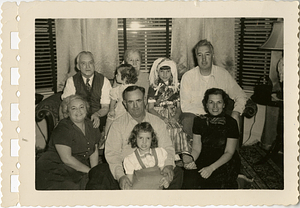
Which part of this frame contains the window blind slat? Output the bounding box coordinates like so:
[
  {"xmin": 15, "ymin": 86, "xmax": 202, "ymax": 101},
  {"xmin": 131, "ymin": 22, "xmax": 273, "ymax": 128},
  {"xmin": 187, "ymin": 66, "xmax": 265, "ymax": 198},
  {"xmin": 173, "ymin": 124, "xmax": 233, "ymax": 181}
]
[
  {"xmin": 35, "ymin": 19, "xmax": 57, "ymax": 92},
  {"xmin": 235, "ymin": 18, "xmax": 277, "ymax": 91}
]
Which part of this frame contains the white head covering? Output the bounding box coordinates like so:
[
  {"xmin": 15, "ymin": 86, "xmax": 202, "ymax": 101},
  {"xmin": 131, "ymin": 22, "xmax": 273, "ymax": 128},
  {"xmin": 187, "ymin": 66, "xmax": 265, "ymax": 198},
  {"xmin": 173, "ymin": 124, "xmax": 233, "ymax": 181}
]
[{"xmin": 149, "ymin": 58, "xmax": 179, "ymax": 92}]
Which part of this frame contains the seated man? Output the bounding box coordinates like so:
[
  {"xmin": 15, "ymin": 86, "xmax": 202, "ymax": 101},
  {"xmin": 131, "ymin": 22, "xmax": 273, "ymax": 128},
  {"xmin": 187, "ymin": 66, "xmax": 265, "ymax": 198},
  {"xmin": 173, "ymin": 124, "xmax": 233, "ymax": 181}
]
[
  {"xmin": 180, "ymin": 39, "xmax": 247, "ymax": 136},
  {"xmin": 61, "ymin": 51, "xmax": 111, "ymax": 132},
  {"xmin": 86, "ymin": 86, "xmax": 183, "ymax": 190}
]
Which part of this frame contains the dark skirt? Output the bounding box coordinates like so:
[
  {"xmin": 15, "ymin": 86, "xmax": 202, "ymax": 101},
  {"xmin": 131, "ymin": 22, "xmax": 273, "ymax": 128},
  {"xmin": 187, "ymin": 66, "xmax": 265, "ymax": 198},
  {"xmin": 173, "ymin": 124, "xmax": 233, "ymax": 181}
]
[
  {"xmin": 182, "ymin": 150, "xmax": 240, "ymax": 189},
  {"xmin": 36, "ymin": 151, "xmax": 88, "ymax": 190}
]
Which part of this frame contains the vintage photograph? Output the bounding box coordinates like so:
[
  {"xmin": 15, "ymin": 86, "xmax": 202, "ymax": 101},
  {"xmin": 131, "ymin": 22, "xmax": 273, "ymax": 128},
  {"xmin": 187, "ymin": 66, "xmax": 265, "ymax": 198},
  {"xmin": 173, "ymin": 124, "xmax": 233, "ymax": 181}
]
[
  {"xmin": 1, "ymin": 1, "xmax": 298, "ymax": 206},
  {"xmin": 35, "ymin": 18, "xmax": 284, "ymax": 190}
]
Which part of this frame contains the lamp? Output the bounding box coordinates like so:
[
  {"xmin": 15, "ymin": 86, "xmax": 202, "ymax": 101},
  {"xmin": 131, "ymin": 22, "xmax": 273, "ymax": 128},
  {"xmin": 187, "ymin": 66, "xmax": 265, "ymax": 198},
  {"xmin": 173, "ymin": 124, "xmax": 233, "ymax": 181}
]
[
  {"xmin": 260, "ymin": 20, "xmax": 283, "ymax": 51},
  {"xmin": 252, "ymin": 19, "xmax": 284, "ymax": 104},
  {"xmin": 260, "ymin": 19, "xmax": 284, "ymax": 101}
]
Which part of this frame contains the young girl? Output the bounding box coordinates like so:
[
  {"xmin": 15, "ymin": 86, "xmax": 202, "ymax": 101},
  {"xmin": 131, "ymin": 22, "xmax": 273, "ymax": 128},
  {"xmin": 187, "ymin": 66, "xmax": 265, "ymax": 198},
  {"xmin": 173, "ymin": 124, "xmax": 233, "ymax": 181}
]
[
  {"xmin": 182, "ymin": 88, "xmax": 241, "ymax": 189},
  {"xmin": 123, "ymin": 122, "xmax": 170, "ymax": 189},
  {"xmin": 148, "ymin": 57, "xmax": 191, "ymax": 160},
  {"xmin": 105, "ymin": 64, "xmax": 138, "ymax": 135}
]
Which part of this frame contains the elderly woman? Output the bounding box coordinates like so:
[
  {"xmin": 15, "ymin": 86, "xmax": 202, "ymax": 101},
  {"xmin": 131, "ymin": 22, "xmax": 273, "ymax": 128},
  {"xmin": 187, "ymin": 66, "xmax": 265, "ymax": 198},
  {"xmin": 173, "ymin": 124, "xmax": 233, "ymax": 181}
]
[
  {"xmin": 114, "ymin": 48, "xmax": 150, "ymax": 100},
  {"xmin": 182, "ymin": 88, "xmax": 241, "ymax": 189},
  {"xmin": 36, "ymin": 95, "xmax": 101, "ymax": 190}
]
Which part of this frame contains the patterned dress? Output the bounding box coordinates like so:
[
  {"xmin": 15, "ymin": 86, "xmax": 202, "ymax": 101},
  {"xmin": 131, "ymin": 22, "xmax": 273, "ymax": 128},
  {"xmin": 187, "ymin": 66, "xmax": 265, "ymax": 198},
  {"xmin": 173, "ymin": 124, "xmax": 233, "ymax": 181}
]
[{"xmin": 148, "ymin": 82, "xmax": 191, "ymax": 155}]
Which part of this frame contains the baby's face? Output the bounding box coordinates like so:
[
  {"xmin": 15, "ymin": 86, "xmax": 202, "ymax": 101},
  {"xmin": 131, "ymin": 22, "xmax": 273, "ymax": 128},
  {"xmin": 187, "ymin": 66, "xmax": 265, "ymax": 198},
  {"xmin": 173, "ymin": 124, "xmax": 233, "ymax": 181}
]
[
  {"xmin": 115, "ymin": 70, "xmax": 123, "ymax": 84},
  {"xmin": 158, "ymin": 66, "xmax": 172, "ymax": 83},
  {"xmin": 136, "ymin": 131, "xmax": 152, "ymax": 154}
]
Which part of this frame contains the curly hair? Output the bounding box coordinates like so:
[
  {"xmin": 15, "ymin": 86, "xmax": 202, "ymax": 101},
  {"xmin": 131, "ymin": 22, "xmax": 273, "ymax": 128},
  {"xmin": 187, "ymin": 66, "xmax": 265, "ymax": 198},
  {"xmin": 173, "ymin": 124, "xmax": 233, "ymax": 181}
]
[
  {"xmin": 115, "ymin": 64, "xmax": 138, "ymax": 84},
  {"xmin": 128, "ymin": 122, "xmax": 158, "ymax": 149},
  {"xmin": 202, "ymin": 88, "xmax": 229, "ymax": 114},
  {"xmin": 61, "ymin": 95, "xmax": 90, "ymax": 119}
]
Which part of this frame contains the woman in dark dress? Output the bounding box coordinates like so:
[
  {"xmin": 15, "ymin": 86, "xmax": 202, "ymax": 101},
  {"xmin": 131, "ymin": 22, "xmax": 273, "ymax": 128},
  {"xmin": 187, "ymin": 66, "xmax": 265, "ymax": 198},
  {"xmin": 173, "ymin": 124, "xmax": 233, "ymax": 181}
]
[
  {"xmin": 182, "ymin": 88, "xmax": 241, "ymax": 189},
  {"xmin": 36, "ymin": 95, "xmax": 100, "ymax": 190}
]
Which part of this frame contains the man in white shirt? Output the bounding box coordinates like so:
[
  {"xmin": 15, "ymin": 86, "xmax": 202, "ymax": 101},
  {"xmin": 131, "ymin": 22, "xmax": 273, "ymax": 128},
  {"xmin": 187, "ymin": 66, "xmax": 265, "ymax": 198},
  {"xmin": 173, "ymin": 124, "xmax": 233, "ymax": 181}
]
[
  {"xmin": 61, "ymin": 51, "xmax": 111, "ymax": 131},
  {"xmin": 180, "ymin": 39, "xmax": 247, "ymax": 137}
]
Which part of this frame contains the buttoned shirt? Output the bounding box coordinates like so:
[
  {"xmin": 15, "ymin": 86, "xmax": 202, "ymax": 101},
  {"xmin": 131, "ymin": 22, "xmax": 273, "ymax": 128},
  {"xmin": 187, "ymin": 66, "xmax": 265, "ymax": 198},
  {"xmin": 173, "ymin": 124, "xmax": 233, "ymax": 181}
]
[
  {"xmin": 61, "ymin": 74, "xmax": 111, "ymax": 105},
  {"xmin": 105, "ymin": 112, "xmax": 175, "ymax": 180},
  {"xmin": 180, "ymin": 65, "xmax": 247, "ymax": 115}
]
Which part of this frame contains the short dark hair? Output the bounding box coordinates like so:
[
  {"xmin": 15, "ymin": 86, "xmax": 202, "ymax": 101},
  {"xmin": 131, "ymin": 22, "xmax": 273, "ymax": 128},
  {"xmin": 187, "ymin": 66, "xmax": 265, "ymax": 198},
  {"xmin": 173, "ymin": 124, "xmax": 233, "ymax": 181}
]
[
  {"xmin": 124, "ymin": 48, "xmax": 142, "ymax": 62},
  {"xmin": 128, "ymin": 122, "xmax": 158, "ymax": 148},
  {"xmin": 202, "ymin": 88, "xmax": 229, "ymax": 114},
  {"xmin": 122, "ymin": 85, "xmax": 145, "ymax": 101},
  {"xmin": 194, "ymin": 39, "xmax": 214, "ymax": 54},
  {"xmin": 115, "ymin": 64, "xmax": 138, "ymax": 84}
]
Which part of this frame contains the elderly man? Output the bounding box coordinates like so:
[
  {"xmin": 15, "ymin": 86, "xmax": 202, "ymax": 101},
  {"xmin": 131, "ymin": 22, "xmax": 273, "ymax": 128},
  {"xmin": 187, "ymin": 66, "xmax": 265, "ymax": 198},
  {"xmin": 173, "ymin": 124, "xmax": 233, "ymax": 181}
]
[
  {"xmin": 61, "ymin": 51, "xmax": 111, "ymax": 131},
  {"xmin": 180, "ymin": 39, "xmax": 247, "ymax": 137},
  {"xmin": 86, "ymin": 86, "xmax": 183, "ymax": 190}
]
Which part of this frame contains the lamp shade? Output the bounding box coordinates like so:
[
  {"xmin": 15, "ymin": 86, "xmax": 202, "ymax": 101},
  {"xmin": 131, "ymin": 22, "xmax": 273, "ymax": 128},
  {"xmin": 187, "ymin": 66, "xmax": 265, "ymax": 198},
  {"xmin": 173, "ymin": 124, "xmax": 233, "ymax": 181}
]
[{"xmin": 260, "ymin": 20, "xmax": 283, "ymax": 50}]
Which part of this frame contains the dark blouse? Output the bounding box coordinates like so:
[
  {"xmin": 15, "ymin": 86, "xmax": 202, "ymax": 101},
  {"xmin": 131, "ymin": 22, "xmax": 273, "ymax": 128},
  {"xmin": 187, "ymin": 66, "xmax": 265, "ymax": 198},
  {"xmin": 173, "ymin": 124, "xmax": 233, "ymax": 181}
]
[
  {"xmin": 193, "ymin": 114, "xmax": 239, "ymax": 149},
  {"xmin": 36, "ymin": 117, "xmax": 101, "ymax": 190},
  {"xmin": 182, "ymin": 114, "xmax": 240, "ymax": 189},
  {"xmin": 47, "ymin": 117, "xmax": 101, "ymax": 165}
]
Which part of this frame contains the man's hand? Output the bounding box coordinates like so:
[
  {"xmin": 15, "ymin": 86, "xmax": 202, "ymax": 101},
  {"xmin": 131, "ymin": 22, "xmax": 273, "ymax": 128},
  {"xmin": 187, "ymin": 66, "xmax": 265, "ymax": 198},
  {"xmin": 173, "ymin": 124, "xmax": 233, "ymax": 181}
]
[
  {"xmin": 184, "ymin": 161, "xmax": 197, "ymax": 170},
  {"xmin": 161, "ymin": 165, "xmax": 174, "ymax": 183},
  {"xmin": 182, "ymin": 154, "xmax": 193, "ymax": 164},
  {"xmin": 198, "ymin": 166, "xmax": 214, "ymax": 179},
  {"xmin": 159, "ymin": 176, "xmax": 170, "ymax": 189},
  {"xmin": 91, "ymin": 113, "xmax": 100, "ymax": 128},
  {"xmin": 119, "ymin": 175, "xmax": 132, "ymax": 190}
]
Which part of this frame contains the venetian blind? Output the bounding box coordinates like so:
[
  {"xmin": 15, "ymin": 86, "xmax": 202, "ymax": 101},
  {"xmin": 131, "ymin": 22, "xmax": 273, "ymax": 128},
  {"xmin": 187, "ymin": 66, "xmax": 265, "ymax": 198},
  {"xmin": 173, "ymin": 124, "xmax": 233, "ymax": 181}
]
[
  {"xmin": 235, "ymin": 18, "xmax": 277, "ymax": 91},
  {"xmin": 35, "ymin": 19, "xmax": 57, "ymax": 93},
  {"xmin": 118, "ymin": 18, "xmax": 172, "ymax": 72}
]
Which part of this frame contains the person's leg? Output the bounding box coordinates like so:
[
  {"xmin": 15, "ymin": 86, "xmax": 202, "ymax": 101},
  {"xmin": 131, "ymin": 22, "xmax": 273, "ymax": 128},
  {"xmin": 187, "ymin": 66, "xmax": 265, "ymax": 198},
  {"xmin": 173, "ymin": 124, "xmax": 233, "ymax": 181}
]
[
  {"xmin": 166, "ymin": 166, "xmax": 184, "ymax": 189},
  {"xmin": 86, "ymin": 163, "xmax": 120, "ymax": 190},
  {"xmin": 182, "ymin": 169, "xmax": 202, "ymax": 189},
  {"xmin": 180, "ymin": 113, "xmax": 196, "ymax": 138}
]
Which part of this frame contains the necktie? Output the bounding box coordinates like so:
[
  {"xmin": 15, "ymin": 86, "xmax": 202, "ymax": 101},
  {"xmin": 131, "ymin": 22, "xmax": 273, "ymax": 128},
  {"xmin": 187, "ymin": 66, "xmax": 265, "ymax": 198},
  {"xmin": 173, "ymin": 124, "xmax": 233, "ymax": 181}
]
[{"xmin": 86, "ymin": 78, "xmax": 91, "ymax": 92}]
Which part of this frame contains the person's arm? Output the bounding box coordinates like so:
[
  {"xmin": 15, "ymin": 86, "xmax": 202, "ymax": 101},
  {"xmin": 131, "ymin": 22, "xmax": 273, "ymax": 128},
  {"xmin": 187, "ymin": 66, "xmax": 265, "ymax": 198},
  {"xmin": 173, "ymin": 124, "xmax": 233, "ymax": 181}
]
[
  {"xmin": 180, "ymin": 73, "xmax": 195, "ymax": 113},
  {"xmin": 198, "ymin": 138, "xmax": 237, "ymax": 179},
  {"xmin": 89, "ymin": 144, "xmax": 99, "ymax": 168},
  {"xmin": 91, "ymin": 104, "xmax": 109, "ymax": 128},
  {"xmin": 183, "ymin": 134, "xmax": 202, "ymax": 169},
  {"xmin": 108, "ymin": 99, "xmax": 117, "ymax": 117},
  {"xmin": 231, "ymin": 111, "xmax": 242, "ymax": 131},
  {"xmin": 126, "ymin": 174, "xmax": 133, "ymax": 183},
  {"xmin": 61, "ymin": 77, "xmax": 75, "ymax": 100},
  {"xmin": 104, "ymin": 122, "xmax": 126, "ymax": 181},
  {"xmin": 225, "ymin": 72, "xmax": 247, "ymax": 118},
  {"xmin": 55, "ymin": 144, "xmax": 90, "ymax": 173}
]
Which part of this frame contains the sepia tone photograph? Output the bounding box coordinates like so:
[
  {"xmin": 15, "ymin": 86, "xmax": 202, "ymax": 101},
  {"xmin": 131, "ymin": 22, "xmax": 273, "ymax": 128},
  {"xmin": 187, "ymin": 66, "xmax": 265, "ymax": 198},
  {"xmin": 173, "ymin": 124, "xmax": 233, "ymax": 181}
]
[
  {"xmin": 1, "ymin": 1, "xmax": 298, "ymax": 207},
  {"xmin": 35, "ymin": 17, "xmax": 284, "ymax": 190}
]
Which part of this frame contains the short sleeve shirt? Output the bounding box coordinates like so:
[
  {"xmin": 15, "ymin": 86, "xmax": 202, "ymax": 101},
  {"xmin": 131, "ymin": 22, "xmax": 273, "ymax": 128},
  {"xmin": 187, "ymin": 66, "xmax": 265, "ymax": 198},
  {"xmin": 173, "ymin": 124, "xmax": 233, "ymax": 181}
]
[{"xmin": 48, "ymin": 118, "xmax": 101, "ymax": 165}]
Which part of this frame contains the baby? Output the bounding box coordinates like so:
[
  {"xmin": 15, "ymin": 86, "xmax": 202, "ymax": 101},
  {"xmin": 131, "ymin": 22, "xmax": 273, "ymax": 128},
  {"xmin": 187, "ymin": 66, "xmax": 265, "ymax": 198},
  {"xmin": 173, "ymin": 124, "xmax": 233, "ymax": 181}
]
[{"xmin": 123, "ymin": 122, "xmax": 170, "ymax": 189}]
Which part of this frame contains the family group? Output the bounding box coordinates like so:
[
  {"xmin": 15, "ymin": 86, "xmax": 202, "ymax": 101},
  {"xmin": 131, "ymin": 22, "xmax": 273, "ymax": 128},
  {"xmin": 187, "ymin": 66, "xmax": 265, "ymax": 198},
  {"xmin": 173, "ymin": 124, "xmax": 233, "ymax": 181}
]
[{"xmin": 36, "ymin": 39, "xmax": 248, "ymax": 190}]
